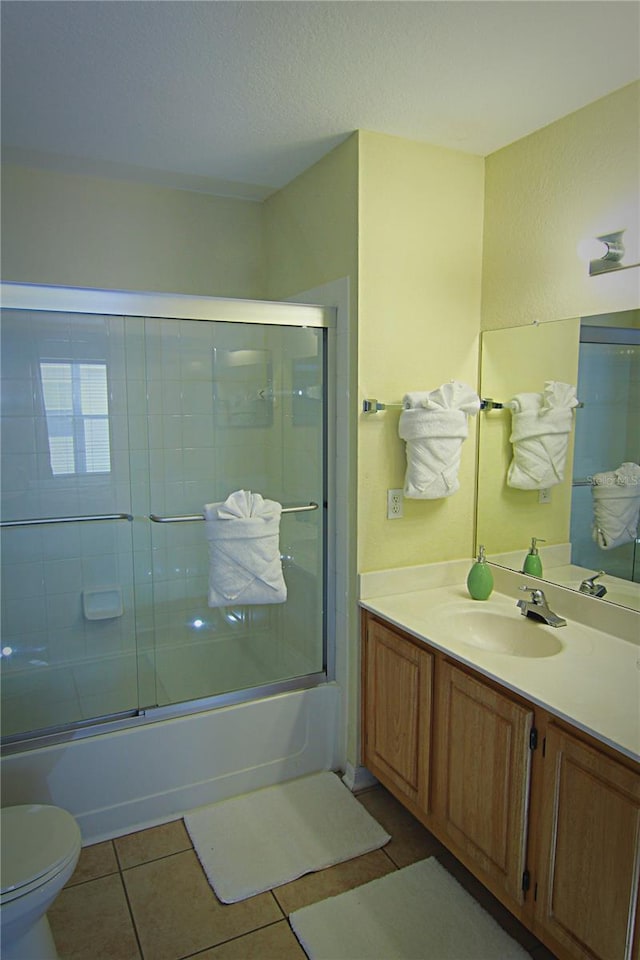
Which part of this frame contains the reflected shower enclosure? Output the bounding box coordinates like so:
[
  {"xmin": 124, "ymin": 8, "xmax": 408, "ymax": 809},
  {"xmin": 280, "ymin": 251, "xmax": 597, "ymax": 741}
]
[
  {"xmin": 570, "ymin": 321, "xmax": 640, "ymax": 582},
  {"xmin": 1, "ymin": 292, "xmax": 330, "ymax": 742}
]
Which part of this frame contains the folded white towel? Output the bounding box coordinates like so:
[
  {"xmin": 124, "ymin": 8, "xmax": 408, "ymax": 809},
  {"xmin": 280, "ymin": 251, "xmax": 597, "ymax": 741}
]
[
  {"xmin": 204, "ymin": 490, "xmax": 287, "ymax": 607},
  {"xmin": 398, "ymin": 382, "xmax": 480, "ymax": 499},
  {"xmin": 507, "ymin": 381, "xmax": 579, "ymax": 490},
  {"xmin": 592, "ymin": 462, "xmax": 640, "ymax": 550}
]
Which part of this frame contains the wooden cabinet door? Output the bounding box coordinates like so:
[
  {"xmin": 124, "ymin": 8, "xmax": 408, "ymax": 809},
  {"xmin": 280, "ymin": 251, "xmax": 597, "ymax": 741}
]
[
  {"xmin": 434, "ymin": 661, "xmax": 534, "ymax": 905},
  {"xmin": 536, "ymin": 724, "xmax": 640, "ymax": 960},
  {"xmin": 363, "ymin": 617, "xmax": 433, "ymax": 812}
]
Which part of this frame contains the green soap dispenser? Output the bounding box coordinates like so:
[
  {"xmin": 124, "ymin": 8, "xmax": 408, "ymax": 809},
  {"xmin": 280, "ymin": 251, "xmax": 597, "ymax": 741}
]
[
  {"xmin": 466, "ymin": 545, "xmax": 494, "ymax": 600},
  {"xmin": 522, "ymin": 537, "xmax": 545, "ymax": 577}
]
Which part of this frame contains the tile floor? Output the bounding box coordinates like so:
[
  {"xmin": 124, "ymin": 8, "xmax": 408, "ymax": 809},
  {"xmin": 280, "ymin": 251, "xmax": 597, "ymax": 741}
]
[{"xmin": 49, "ymin": 784, "xmax": 558, "ymax": 960}]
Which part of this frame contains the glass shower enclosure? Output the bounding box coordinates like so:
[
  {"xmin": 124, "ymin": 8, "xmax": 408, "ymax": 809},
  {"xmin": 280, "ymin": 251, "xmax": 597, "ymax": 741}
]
[{"xmin": 0, "ymin": 285, "xmax": 332, "ymax": 743}]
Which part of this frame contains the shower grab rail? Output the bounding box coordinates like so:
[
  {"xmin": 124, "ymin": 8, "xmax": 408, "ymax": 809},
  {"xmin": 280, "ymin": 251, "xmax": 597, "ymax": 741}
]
[
  {"xmin": 148, "ymin": 502, "xmax": 319, "ymax": 523},
  {"xmin": 0, "ymin": 512, "xmax": 134, "ymax": 528}
]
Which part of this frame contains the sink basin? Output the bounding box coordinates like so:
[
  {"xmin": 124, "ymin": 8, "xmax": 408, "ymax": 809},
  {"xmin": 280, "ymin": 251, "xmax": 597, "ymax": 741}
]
[{"xmin": 430, "ymin": 604, "xmax": 564, "ymax": 658}]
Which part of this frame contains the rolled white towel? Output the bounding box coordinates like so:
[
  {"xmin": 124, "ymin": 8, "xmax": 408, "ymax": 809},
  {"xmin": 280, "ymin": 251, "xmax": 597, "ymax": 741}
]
[
  {"xmin": 204, "ymin": 490, "xmax": 287, "ymax": 607},
  {"xmin": 398, "ymin": 381, "xmax": 480, "ymax": 499},
  {"xmin": 507, "ymin": 381, "xmax": 579, "ymax": 490},
  {"xmin": 592, "ymin": 463, "xmax": 640, "ymax": 550}
]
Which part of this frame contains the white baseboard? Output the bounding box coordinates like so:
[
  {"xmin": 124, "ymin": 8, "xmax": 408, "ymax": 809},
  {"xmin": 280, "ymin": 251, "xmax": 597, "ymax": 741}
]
[{"xmin": 342, "ymin": 762, "xmax": 378, "ymax": 793}]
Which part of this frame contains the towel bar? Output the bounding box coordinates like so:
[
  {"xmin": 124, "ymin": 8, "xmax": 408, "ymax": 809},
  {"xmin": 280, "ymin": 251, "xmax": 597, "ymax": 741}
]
[
  {"xmin": 363, "ymin": 396, "xmax": 583, "ymax": 414},
  {"xmin": 363, "ymin": 397, "xmax": 504, "ymax": 412},
  {"xmin": 149, "ymin": 502, "xmax": 320, "ymax": 523},
  {"xmin": 362, "ymin": 399, "xmax": 404, "ymax": 413},
  {"xmin": 481, "ymin": 398, "xmax": 583, "ymax": 412},
  {"xmin": 0, "ymin": 512, "xmax": 133, "ymax": 528}
]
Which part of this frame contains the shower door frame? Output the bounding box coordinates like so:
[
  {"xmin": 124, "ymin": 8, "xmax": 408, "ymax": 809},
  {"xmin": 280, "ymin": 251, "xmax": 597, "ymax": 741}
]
[{"xmin": 0, "ymin": 281, "xmax": 337, "ymax": 752}]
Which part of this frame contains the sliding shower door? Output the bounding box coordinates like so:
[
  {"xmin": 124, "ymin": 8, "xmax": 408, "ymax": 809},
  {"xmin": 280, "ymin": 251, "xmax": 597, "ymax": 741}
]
[
  {"xmin": 141, "ymin": 314, "xmax": 326, "ymax": 707},
  {"xmin": 0, "ymin": 309, "xmax": 143, "ymax": 737},
  {"xmin": 1, "ymin": 291, "xmax": 328, "ymax": 742}
]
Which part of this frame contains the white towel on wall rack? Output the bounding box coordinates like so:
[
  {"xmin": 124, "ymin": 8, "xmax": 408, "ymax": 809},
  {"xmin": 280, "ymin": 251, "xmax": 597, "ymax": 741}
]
[
  {"xmin": 507, "ymin": 381, "xmax": 579, "ymax": 491},
  {"xmin": 592, "ymin": 462, "xmax": 640, "ymax": 550},
  {"xmin": 204, "ymin": 490, "xmax": 287, "ymax": 607},
  {"xmin": 398, "ymin": 381, "xmax": 480, "ymax": 499}
]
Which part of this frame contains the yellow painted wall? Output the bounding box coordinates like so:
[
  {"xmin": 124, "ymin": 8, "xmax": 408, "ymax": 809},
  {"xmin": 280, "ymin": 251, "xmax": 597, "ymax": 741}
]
[
  {"xmin": 357, "ymin": 131, "xmax": 485, "ymax": 572},
  {"xmin": 482, "ymin": 82, "xmax": 640, "ymax": 331},
  {"xmin": 1, "ymin": 164, "xmax": 264, "ymax": 298},
  {"xmin": 263, "ymin": 134, "xmax": 358, "ymax": 303}
]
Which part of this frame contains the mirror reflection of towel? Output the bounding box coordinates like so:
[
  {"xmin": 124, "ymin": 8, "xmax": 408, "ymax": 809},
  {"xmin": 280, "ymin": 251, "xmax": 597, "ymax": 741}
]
[
  {"xmin": 204, "ymin": 490, "xmax": 287, "ymax": 607},
  {"xmin": 592, "ymin": 463, "xmax": 640, "ymax": 550},
  {"xmin": 398, "ymin": 382, "xmax": 480, "ymax": 499},
  {"xmin": 507, "ymin": 381, "xmax": 579, "ymax": 490}
]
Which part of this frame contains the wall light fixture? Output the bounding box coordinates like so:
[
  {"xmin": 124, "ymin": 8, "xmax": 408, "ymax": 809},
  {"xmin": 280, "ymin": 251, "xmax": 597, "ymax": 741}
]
[{"xmin": 586, "ymin": 229, "xmax": 639, "ymax": 276}]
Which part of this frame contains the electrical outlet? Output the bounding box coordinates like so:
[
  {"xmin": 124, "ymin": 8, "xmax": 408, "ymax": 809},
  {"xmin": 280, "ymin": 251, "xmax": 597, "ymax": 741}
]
[
  {"xmin": 387, "ymin": 488, "xmax": 404, "ymax": 519},
  {"xmin": 538, "ymin": 488, "xmax": 552, "ymax": 504}
]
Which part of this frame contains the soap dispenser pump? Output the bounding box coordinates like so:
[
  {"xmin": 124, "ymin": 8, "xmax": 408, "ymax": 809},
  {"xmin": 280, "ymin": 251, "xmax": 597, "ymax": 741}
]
[
  {"xmin": 466, "ymin": 545, "xmax": 494, "ymax": 601},
  {"xmin": 522, "ymin": 537, "xmax": 545, "ymax": 577}
]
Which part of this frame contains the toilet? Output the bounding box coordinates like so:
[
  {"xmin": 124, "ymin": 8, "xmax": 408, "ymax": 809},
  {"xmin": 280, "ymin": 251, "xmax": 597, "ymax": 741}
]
[{"xmin": 1, "ymin": 804, "xmax": 82, "ymax": 960}]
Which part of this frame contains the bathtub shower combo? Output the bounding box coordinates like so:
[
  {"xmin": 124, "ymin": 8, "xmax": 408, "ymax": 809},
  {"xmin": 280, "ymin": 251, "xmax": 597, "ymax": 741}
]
[{"xmin": 0, "ymin": 284, "xmax": 339, "ymax": 840}]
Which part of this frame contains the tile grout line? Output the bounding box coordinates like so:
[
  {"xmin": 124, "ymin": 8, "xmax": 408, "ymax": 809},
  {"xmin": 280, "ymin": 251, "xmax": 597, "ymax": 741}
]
[
  {"xmin": 113, "ymin": 842, "xmax": 147, "ymax": 960},
  {"xmin": 176, "ymin": 916, "xmax": 294, "ymax": 960}
]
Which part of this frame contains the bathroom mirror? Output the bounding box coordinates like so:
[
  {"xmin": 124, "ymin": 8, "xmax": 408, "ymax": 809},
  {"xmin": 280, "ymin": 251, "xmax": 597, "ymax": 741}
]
[{"xmin": 476, "ymin": 308, "xmax": 640, "ymax": 610}]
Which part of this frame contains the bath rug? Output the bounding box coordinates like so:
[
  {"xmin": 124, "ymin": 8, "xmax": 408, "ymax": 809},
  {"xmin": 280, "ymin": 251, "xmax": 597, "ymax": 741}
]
[
  {"xmin": 184, "ymin": 771, "xmax": 390, "ymax": 903},
  {"xmin": 290, "ymin": 857, "xmax": 530, "ymax": 959}
]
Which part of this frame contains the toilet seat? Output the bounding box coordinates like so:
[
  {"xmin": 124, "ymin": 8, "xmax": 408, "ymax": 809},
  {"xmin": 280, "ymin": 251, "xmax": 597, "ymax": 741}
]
[{"xmin": 1, "ymin": 805, "xmax": 82, "ymax": 903}]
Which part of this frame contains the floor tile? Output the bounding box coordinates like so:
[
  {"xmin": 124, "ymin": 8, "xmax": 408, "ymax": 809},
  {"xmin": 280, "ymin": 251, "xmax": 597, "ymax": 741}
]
[
  {"xmin": 356, "ymin": 785, "xmax": 445, "ymax": 867},
  {"xmin": 273, "ymin": 848, "xmax": 396, "ymax": 915},
  {"xmin": 123, "ymin": 849, "xmax": 282, "ymax": 960},
  {"xmin": 114, "ymin": 819, "xmax": 192, "ymax": 869},
  {"xmin": 192, "ymin": 920, "xmax": 307, "ymax": 959},
  {"xmin": 49, "ymin": 873, "xmax": 141, "ymax": 960},
  {"xmin": 67, "ymin": 840, "xmax": 119, "ymax": 886}
]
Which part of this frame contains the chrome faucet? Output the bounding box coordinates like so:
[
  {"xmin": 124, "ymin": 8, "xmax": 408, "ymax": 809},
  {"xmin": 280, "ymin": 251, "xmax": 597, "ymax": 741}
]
[
  {"xmin": 517, "ymin": 586, "xmax": 567, "ymax": 627},
  {"xmin": 578, "ymin": 570, "xmax": 607, "ymax": 598}
]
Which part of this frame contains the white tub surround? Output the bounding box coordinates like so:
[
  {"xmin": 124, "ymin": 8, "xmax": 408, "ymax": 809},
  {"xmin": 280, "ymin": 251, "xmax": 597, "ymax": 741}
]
[{"xmin": 360, "ymin": 561, "xmax": 639, "ymax": 762}]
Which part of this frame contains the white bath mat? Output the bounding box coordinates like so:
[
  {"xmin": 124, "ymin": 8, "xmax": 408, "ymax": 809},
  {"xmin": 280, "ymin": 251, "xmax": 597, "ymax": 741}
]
[
  {"xmin": 184, "ymin": 771, "xmax": 390, "ymax": 903},
  {"xmin": 290, "ymin": 857, "xmax": 531, "ymax": 960}
]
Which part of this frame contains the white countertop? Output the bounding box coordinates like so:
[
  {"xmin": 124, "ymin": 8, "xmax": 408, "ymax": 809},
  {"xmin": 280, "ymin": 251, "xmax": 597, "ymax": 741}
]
[{"xmin": 360, "ymin": 563, "xmax": 640, "ymax": 763}]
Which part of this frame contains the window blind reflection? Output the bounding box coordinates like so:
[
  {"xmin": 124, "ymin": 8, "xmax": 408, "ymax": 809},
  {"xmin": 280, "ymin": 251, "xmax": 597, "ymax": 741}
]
[{"xmin": 40, "ymin": 361, "xmax": 111, "ymax": 475}]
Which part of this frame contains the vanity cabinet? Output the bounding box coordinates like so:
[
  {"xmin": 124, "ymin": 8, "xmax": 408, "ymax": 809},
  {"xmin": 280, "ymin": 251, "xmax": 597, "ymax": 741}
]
[
  {"xmin": 535, "ymin": 724, "xmax": 640, "ymax": 960},
  {"xmin": 361, "ymin": 610, "xmax": 640, "ymax": 960},
  {"xmin": 434, "ymin": 661, "xmax": 533, "ymax": 906},
  {"xmin": 362, "ymin": 615, "xmax": 433, "ymax": 812}
]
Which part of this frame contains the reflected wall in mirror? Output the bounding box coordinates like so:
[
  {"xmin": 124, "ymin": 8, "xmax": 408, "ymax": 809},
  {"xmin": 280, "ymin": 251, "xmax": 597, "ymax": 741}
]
[{"xmin": 476, "ymin": 308, "xmax": 640, "ymax": 611}]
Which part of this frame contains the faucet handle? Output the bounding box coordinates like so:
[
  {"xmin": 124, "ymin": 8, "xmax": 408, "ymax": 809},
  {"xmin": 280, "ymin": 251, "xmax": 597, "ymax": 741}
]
[
  {"xmin": 582, "ymin": 570, "xmax": 605, "ymax": 586},
  {"xmin": 579, "ymin": 570, "xmax": 607, "ymax": 597},
  {"xmin": 519, "ymin": 585, "xmax": 546, "ymax": 604}
]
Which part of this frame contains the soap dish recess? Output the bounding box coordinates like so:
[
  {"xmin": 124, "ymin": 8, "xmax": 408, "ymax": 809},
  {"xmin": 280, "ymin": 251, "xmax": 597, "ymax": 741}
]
[{"xmin": 83, "ymin": 587, "xmax": 123, "ymax": 621}]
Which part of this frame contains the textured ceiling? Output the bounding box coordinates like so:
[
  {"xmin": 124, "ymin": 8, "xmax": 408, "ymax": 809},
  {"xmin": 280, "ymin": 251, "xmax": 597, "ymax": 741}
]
[{"xmin": 2, "ymin": 1, "xmax": 639, "ymax": 199}]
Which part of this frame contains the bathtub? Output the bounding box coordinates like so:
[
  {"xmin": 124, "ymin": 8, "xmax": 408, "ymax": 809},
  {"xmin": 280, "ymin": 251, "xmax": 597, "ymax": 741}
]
[{"xmin": 0, "ymin": 683, "xmax": 340, "ymax": 843}]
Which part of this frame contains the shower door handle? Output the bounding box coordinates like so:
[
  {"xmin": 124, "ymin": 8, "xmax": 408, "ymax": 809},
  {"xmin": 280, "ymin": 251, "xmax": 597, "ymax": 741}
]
[
  {"xmin": 0, "ymin": 512, "xmax": 134, "ymax": 528},
  {"xmin": 148, "ymin": 502, "xmax": 319, "ymax": 523}
]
